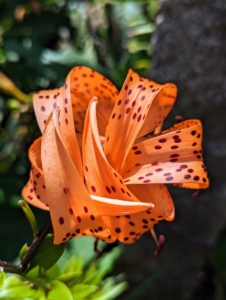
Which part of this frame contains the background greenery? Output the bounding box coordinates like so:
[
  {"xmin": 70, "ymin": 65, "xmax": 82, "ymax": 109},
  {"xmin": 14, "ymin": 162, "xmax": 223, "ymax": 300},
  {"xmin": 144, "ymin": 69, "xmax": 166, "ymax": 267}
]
[{"xmin": 0, "ymin": 0, "xmax": 226, "ymax": 299}]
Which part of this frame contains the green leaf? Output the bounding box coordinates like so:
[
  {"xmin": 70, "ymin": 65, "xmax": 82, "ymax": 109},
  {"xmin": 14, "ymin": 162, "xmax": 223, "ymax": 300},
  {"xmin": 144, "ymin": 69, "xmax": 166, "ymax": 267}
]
[
  {"xmin": 0, "ymin": 276, "xmax": 45, "ymax": 299},
  {"xmin": 90, "ymin": 282, "xmax": 128, "ymax": 300},
  {"xmin": 47, "ymin": 280, "xmax": 73, "ymax": 300},
  {"xmin": 56, "ymin": 271, "xmax": 82, "ymax": 287},
  {"xmin": 0, "ymin": 269, "xmax": 6, "ymax": 291},
  {"xmin": 70, "ymin": 284, "xmax": 98, "ymax": 299},
  {"xmin": 62, "ymin": 256, "xmax": 84, "ymax": 274},
  {"xmin": 40, "ymin": 263, "xmax": 61, "ymax": 282},
  {"xmin": 18, "ymin": 200, "xmax": 39, "ymax": 237},
  {"xmin": 26, "ymin": 234, "xmax": 66, "ymax": 278},
  {"xmin": 19, "ymin": 243, "xmax": 30, "ymax": 262}
]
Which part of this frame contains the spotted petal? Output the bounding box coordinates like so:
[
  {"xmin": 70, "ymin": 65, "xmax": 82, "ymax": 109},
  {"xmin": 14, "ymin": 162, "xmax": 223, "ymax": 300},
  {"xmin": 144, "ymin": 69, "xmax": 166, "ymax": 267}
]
[
  {"xmin": 83, "ymin": 97, "xmax": 154, "ymax": 207},
  {"xmin": 121, "ymin": 120, "xmax": 209, "ymax": 189},
  {"xmin": 22, "ymin": 138, "xmax": 49, "ymax": 210},
  {"xmin": 104, "ymin": 69, "xmax": 177, "ymax": 173},
  {"xmin": 42, "ymin": 109, "xmax": 116, "ymax": 244},
  {"xmin": 33, "ymin": 66, "xmax": 118, "ymax": 135},
  {"xmin": 101, "ymin": 183, "xmax": 174, "ymax": 244}
]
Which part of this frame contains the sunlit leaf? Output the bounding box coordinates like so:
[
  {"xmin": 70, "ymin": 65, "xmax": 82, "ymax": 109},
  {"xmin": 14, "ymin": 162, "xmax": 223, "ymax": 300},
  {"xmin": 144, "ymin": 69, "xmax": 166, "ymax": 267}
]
[
  {"xmin": 47, "ymin": 280, "xmax": 73, "ymax": 300},
  {"xmin": 0, "ymin": 269, "xmax": 5, "ymax": 291},
  {"xmin": 0, "ymin": 276, "xmax": 45, "ymax": 299},
  {"xmin": 90, "ymin": 281, "xmax": 128, "ymax": 300},
  {"xmin": 56, "ymin": 271, "xmax": 82, "ymax": 287},
  {"xmin": 70, "ymin": 284, "xmax": 99, "ymax": 300}
]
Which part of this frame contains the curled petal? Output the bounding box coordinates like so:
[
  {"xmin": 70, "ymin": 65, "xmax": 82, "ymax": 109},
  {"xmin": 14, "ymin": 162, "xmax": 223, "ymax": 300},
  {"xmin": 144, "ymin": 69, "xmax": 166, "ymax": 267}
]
[
  {"xmin": 91, "ymin": 194, "xmax": 153, "ymax": 216},
  {"xmin": 83, "ymin": 97, "xmax": 140, "ymax": 202},
  {"xmin": 41, "ymin": 109, "xmax": 116, "ymax": 244},
  {"xmin": 22, "ymin": 138, "xmax": 49, "ymax": 210},
  {"xmin": 67, "ymin": 66, "xmax": 118, "ymax": 133},
  {"xmin": 121, "ymin": 120, "xmax": 209, "ymax": 189},
  {"xmin": 104, "ymin": 69, "xmax": 177, "ymax": 172}
]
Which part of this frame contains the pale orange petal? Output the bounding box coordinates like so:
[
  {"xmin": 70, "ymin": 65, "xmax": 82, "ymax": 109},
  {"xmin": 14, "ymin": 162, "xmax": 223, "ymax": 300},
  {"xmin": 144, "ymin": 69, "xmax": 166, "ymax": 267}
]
[
  {"xmin": 33, "ymin": 88, "xmax": 60, "ymax": 133},
  {"xmin": 22, "ymin": 138, "xmax": 49, "ymax": 210},
  {"xmin": 121, "ymin": 120, "xmax": 209, "ymax": 189},
  {"xmin": 104, "ymin": 69, "xmax": 177, "ymax": 172},
  {"xmin": 82, "ymin": 97, "xmax": 141, "ymax": 203},
  {"xmin": 90, "ymin": 195, "xmax": 153, "ymax": 216},
  {"xmin": 33, "ymin": 79, "xmax": 83, "ymax": 178},
  {"xmin": 41, "ymin": 109, "xmax": 116, "ymax": 244},
  {"xmin": 67, "ymin": 66, "xmax": 119, "ymax": 133}
]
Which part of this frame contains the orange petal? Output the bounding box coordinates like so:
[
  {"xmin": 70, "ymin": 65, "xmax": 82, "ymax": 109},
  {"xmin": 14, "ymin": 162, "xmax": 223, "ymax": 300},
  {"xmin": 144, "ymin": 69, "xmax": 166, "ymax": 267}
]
[
  {"xmin": 104, "ymin": 69, "xmax": 177, "ymax": 172},
  {"xmin": 33, "ymin": 66, "xmax": 118, "ymax": 134},
  {"xmin": 33, "ymin": 78, "xmax": 83, "ymax": 178},
  {"xmin": 22, "ymin": 138, "xmax": 49, "ymax": 210},
  {"xmin": 121, "ymin": 120, "xmax": 209, "ymax": 189},
  {"xmin": 101, "ymin": 184, "xmax": 174, "ymax": 244},
  {"xmin": 82, "ymin": 97, "xmax": 141, "ymax": 203},
  {"xmin": 66, "ymin": 66, "xmax": 118, "ymax": 133},
  {"xmin": 41, "ymin": 109, "xmax": 116, "ymax": 244},
  {"xmin": 91, "ymin": 195, "xmax": 153, "ymax": 216},
  {"xmin": 33, "ymin": 88, "xmax": 60, "ymax": 133}
]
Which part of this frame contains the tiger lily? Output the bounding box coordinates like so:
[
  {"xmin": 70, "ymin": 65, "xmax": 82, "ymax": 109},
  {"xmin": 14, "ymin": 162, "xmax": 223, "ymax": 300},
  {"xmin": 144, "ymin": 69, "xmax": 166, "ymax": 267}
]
[{"xmin": 22, "ymin": 66, "xmax": 209, "ymax": 245}]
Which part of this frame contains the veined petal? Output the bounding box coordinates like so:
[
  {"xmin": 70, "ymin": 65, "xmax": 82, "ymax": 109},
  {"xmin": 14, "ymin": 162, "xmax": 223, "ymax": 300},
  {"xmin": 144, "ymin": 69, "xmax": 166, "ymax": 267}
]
[
  {"xmin": 90, "ymin": 194, "xmax": 153, "ymax": 216},
  {"xmin": 104, "ymin": 69, "xmax": 177, "ymax": 172},
  {"xmin": 83, "ymin": 97, "xmax": 141, "ymax": 202},
  {"xmin": 22, "ymin": 138, "xmax": 49, "ymax": 210},
  {"xmin": 121, "ymin": 120, "xmax": 209, "ymax": 189},
  {"xmin": 42, "ymin": 109, "xmax": 116, "ymax": 244},
  {"xmin": 66, "ymin": 66, "xmax": 118, "ymax": 133}
]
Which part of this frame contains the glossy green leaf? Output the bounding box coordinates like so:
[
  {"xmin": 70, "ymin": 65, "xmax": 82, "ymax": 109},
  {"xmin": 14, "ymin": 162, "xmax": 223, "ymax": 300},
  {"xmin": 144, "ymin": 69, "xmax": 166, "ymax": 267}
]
[
  {"xmin": 0, "ymin": 276, "xmax": 45, "ymax": 299},
  {"xmin": 56, "ymin": 271, "xmax": 82, "ymax": 287},
  {"xmin": 0, "ymin": 269, "xmax": 6, "ymax": 291},
  {"xmin": 26, "ymin": 234, "xmax": 66, "ymax": 278},
  {"xmin": 70, "ymin": 284, "xmax": 98, "ymax": 299},
  {"xmin": 47, "ymin": 280, "xmax": 73, "ymax": 300}
]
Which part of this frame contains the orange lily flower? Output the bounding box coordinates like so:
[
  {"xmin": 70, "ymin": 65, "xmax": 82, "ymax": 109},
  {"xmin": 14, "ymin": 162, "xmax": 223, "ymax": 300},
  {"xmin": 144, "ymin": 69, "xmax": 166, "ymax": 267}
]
[{"xmin": 22, "ymin": 66, "xmax": 209, "ymax": 245}]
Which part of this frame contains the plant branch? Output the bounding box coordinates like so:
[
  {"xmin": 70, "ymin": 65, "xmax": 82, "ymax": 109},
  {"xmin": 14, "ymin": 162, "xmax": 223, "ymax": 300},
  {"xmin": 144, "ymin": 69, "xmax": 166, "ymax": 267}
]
[
  {"xmin": 0, "ymin": 220, "xmax": 52, "ymax": 275},
  {"xmin": 19, "ymin": 220, "xmax": 52, "ymax": 272}
]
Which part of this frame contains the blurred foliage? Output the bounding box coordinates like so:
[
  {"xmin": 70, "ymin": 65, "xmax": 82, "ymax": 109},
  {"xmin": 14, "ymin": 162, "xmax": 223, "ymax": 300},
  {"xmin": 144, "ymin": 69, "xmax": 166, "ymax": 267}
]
[
  {"xmin": 0, "ymin": 235, "xmax": 127, "ymax": 299},
  {"xmin": 1, "ymin": 0, "xmax": 226, "ymax": 299}
]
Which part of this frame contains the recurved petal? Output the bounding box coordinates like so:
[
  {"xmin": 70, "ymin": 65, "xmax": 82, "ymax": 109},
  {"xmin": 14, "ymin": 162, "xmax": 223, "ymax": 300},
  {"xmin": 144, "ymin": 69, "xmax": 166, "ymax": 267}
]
[
  {"xmin": 83, "ymin": 97, "xmax": 141, "ymax": 203},
  {"xmin": 33, "ymin": 88, "xmax": 61, "ymax": 134},
  {"xmin": 101, "ymin": 183, "xmax": 174, "ymax": 244},
  {"xmin": 33, "ymin": 80, "xmax": 83, "ymax": 178},
  {"xmin": 22, "ymin": 138, "xmax": 49, "ymax": 210},
  {"xmin": 41, "ymin": 109, "xmax": 116, "ymax": 244},
  {"xmin": 67, "ymin": 66, "xmax": 119, "ymax": 133},
  {"xmin": 121, "ymin": 120, "xmax": 209, "ymax": 189},
  {"xmin": 104, "ymin": 69, "xmax": 177, "ymax": 173},
  {"xmin": 91, "ymin": 195, "xmax": 153, "ymax": 215}
]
